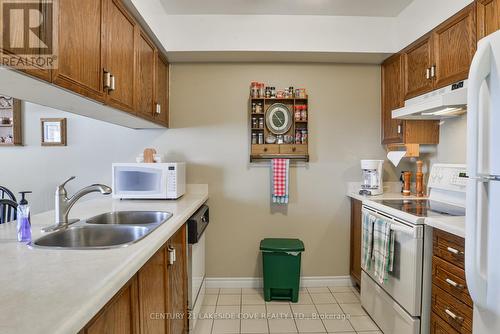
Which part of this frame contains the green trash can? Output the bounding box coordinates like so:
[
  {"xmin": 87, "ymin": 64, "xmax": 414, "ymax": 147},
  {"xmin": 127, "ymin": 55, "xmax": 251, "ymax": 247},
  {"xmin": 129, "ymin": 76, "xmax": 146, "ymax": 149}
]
[{"xmin": 260, "ymin": 238, "xmax": 305, "ymax": 303}]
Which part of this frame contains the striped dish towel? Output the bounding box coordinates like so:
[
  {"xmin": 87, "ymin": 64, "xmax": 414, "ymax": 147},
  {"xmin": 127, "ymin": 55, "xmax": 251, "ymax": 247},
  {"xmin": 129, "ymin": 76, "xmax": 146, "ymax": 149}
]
[
  {"xmin": 372, "ymin": 218, "xmax": 395, "ymax": 284},
  {"xmin": 272, "ymin": 159, "xmax": 289, "ymax": 204},
  {"xmin": 361, "ymin": 212, "xmax": 375, "ymax": 270}
]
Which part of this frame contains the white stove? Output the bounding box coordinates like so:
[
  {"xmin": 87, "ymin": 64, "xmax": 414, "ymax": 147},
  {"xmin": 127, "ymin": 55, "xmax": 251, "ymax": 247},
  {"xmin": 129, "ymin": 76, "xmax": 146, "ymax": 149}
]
[{"xmin": 360, "ymin": 164, "xmax": 466, "ymax": 334}]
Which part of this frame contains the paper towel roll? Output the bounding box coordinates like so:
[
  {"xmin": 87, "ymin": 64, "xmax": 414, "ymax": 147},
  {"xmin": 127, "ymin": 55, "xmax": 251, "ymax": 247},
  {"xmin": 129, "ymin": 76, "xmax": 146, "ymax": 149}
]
[{"xmin": 387, "ymin": 150, "xmax": 406, "ymax": 167}]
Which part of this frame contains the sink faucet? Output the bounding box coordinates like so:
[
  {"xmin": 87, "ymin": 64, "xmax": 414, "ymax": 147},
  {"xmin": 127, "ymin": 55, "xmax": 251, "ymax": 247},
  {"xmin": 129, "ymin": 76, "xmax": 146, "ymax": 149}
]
[{"xmin": 42, "ymin": 176, "xmax": 112, "ymax": 232}]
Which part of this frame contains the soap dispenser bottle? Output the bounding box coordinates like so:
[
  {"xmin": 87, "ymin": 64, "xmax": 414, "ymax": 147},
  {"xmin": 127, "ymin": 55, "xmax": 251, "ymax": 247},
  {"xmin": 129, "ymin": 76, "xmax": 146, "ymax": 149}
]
[{"xmin": 17, "ymin": 191, "xmax": 32, "ymax": 243}]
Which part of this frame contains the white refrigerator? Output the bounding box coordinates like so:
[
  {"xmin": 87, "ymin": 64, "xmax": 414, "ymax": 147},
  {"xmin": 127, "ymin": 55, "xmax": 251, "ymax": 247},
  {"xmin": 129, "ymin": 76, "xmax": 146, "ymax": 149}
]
[{"xmin": 467, "ymin": 30, "xmax": 500, "ymax": 333}]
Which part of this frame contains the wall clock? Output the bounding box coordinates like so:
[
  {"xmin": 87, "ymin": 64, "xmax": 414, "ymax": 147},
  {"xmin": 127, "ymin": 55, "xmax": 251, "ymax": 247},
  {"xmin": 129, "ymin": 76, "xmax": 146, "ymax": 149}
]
[{"xmin": 265, "ymin": 103, "xmax": 292, "ymax": 135}]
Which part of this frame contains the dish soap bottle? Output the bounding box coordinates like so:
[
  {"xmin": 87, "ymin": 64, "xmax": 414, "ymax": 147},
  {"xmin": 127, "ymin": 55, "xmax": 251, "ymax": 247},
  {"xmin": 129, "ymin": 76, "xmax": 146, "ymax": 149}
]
[{"xmin": 17, "ymin": 191, "xmax": 32, "ymax": 243}]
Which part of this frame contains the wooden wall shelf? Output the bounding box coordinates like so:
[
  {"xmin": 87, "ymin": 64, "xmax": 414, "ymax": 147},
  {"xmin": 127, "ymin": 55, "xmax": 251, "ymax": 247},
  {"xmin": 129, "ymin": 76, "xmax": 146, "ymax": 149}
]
[
  {"xmin": 249, "ymin": 91, "xmax": 309, "ymax": 162},
  {"xmin": 0, "ymin": 96, "xmax": 22, "ymax": 146}
]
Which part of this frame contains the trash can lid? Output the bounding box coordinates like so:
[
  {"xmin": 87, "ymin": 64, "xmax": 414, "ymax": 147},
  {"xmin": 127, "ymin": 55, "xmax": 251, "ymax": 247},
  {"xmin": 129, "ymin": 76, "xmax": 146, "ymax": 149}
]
[{"xmin": 260, "ymin": 238, "xmax": 305, "ymax": 252}]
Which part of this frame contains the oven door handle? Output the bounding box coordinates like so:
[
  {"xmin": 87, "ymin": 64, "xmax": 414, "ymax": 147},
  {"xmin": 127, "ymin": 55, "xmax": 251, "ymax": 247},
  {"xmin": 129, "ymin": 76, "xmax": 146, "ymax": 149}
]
[{"xmin": 362, "ymin": 207, "xmax": 417, "ymax": 237}]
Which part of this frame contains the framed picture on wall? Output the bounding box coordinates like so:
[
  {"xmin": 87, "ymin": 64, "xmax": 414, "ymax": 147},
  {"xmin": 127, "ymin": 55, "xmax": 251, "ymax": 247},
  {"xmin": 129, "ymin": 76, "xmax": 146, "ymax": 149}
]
[{"xmin": 41, "ymin": 118, "xmax": 67, "ymax": 146}]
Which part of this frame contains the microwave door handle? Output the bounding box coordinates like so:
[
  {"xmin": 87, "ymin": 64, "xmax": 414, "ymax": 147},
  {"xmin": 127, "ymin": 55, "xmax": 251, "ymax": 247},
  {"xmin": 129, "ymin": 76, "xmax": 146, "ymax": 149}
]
[{"xmin": 466, "ymin": 41, "xmax": 491, "ymax": 309}]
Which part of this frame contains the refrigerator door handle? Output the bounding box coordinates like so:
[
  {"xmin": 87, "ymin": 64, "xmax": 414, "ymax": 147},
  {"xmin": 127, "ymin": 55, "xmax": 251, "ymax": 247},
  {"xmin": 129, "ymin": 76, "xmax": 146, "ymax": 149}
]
[{"xmin": 466, "ymin": 41, "xmax": 491, "ymax": 309}]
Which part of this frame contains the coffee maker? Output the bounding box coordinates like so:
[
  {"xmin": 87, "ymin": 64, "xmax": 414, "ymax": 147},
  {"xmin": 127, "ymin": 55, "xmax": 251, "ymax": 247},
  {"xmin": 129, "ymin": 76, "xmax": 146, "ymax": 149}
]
[{"xmin": 359, "ymin": 160, "xmax": 384, "ymax": 195}]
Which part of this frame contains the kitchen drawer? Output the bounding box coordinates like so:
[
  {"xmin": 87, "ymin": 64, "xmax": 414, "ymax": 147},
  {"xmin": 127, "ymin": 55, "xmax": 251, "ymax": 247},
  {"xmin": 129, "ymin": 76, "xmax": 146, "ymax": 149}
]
[
  {"xmin": 279, "ymin": 144, "xmax": 308, "ymax": 154},
  {"xmin": 432, "ymin": 256, "xmax": 472, "ymax": 307},
  {"xmin": 431, "ymin": 284, "xmax": 473, "ymax": 334},
  {"xmin": 433, "ymin": 229, "xmax": 465, "ymax": 269},
  {"xmin": 251, "ymin": 144, "xmax": 279, "ymax": 155},
  {"xmin": 430, "ymin": 311, "xmax": 460, "ymax": 334}
]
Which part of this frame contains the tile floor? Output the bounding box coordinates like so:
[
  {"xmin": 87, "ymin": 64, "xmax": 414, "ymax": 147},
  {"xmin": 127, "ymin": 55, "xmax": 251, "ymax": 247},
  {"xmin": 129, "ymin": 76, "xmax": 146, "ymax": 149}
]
[{"xmin": 194, "ymin": 286, "xmax": 381, "ymax": 334}]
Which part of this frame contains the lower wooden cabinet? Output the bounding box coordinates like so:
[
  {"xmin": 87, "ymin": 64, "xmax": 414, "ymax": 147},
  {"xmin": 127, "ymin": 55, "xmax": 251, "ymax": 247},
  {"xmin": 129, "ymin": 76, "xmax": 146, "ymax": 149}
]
[
  {"xmin": 84, "ymin": 276, "xmax": 140, "ymax": 334},
  {"xmin": 81, "ymin": 224, "xmax": 187, "ymax": 334},
  {"xmin": 350, "ymin": 198, "xmax": 362, "ymax": 287},
  {"xmin": 431, "ymin": 229, "xmax": 473, "ymax": 334}
]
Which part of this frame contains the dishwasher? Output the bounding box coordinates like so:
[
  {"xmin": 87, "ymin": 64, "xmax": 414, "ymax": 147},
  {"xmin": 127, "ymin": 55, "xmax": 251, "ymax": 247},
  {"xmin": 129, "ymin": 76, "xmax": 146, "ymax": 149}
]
[{"xmin": 187, "ymin": 204, "xmax": 209, "ymax": 332}]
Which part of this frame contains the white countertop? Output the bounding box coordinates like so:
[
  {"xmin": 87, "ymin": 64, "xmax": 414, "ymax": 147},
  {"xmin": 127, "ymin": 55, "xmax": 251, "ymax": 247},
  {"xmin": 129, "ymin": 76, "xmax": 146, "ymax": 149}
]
[
  {"xmin": 347, "ymin": 183, "xmax": 465, "ymax": 238},
  {"xmin": 425, "ymin": 216, "xmax": 466, "ymax": 238},
  {"xmin": 0, "ymin": 184, "xmax": 208, "ymax": 334}
]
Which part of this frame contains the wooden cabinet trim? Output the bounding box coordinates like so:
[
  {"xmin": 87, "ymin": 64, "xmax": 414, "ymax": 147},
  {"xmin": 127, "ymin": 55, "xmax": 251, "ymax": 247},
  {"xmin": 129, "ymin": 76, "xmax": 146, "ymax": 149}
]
[{"xmin": 350, "ymin": 198, "xmax": 362, "ymax": 286}]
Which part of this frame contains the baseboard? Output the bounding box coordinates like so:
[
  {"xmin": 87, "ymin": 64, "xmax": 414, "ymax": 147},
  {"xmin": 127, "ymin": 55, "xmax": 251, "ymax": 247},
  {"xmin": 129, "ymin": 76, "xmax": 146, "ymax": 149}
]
[{"xmin": 205, "ymin": 276, "xmax": 353, "ymax": 289}]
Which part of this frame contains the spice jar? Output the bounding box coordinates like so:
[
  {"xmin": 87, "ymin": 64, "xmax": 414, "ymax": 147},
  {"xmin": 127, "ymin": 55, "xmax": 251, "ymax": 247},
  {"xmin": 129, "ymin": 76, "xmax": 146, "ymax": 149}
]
[
  {"xmin": 300, "ymin": 106, "xmax": 307, "ymax": 121},
  {"xmin": 301, "ymin": 129, "xmax": 308, "ymax": 144},
  {"xmin": 252, "ymin": 103, "xmax": 256, "ymax": 113},
  {"xmin": 258, "ymin": 118, "xmax": 264, "ymax": 129},
  {"xmin": 252, "ymin": 133, "xmax": 257, "ymax": 144},
  {"xmin": 295, "ymin": 130, "xmax": 302, "ymax": 144},
  {"xmin": 259, "ymin": 83, "xmax": 264, "ymax": 98},
  {"xmin": 255, "ymin": 103, "xmax": 262, "ymax": 113},
  {"xmin": 294, "ymin": 106, "xmax": 301, "ymax": 121},
  {"xmin": 252, "ymin": 117, "xmax": 257, "ymax": 128},
  {"xmin": 258, "ymin": 133, "xmax": 264, "ymax": 144}
]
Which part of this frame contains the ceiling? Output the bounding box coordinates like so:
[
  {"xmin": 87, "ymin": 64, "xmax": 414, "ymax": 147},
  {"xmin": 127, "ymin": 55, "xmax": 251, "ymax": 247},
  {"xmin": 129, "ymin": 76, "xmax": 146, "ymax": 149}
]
[{"xmin": 160, "ymin": 0, "xmax": 415, "ymax": 17}]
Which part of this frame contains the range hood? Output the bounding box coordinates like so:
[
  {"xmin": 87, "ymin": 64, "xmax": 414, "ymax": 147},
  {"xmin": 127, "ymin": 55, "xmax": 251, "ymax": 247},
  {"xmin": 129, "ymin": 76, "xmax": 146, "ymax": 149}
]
[{"xmin": 392, "ymin": 80, "xmax": 467, "ymax": 120}]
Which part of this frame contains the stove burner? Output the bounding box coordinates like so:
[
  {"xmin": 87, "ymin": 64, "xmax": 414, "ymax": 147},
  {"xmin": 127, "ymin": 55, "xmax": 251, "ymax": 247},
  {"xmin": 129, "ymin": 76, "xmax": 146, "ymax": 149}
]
[{"xmin": 375, "ymin": 199, "xmax": 465, "ymax": 217}]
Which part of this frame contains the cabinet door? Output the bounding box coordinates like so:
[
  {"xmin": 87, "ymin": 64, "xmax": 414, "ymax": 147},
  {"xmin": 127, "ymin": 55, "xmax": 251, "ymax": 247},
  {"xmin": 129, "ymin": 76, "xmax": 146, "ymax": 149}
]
[
  {"xmin": 477, "ymin": 0, "xmax": 500, "ymax": 40},
  {"xmin": 84, "ymin": 276, "xmax": 140, "ymax": 334},
  {"xmin": 52, "ymin": 0, "xmax": 104, "ymax": 102},
  {"xmin": 168, "ymin": 225, "xmax": 188, "ymax": 334},
  {"xmin": 350, "ymin": 198, "xmax": 362, "ymax": 287},
  {"xmin": 103, "ymin": 0, "xmax": 136, "ymax": 113},
  {"xmin": 155, "ymin": 54, "xmax": 170, "ymax": 126},
  {"xmin": 138, "ymin": 247, "xmax": 168, "ymax": 334},
  {"xmin": 432, "ymin": 4, "xmax": 476, "ymax": 89},
  {"xmin": 403, "ymin": 35, "xmax": 433, "ymax": 100},
  {"xmin": 381, "ymin": 54, "xmax": 405, "ymax": 144},
  {"xmin": 135, "ymin": 29, "xmax": 156, "ymax": 119}
]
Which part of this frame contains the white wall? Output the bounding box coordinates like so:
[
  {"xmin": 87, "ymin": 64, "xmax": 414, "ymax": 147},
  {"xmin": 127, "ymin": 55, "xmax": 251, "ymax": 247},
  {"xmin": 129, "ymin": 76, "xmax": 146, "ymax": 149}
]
[
  {"xmin": 1, "ymin": 102, "xmax": 161, "ymax": 212},
  {"xmin": 130, "ymin": 0, "xmax": 473, "ymax": 59}
]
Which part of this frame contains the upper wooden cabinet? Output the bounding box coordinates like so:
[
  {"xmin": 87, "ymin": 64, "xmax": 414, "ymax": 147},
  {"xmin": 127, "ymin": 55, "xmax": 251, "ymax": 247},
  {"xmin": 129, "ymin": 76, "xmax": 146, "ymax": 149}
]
[
  {"xmin": 403, "ymin": 4, "xmax": 476, "ymax": 100},
  {"xmin": 382, "ymin": 55, "xmax": 440, "ymax": 145},
  {"xmin": 477, "ymin": 0, "xmax": 500, "ymax": 39},
  {"xmin": 433, "ymin": 4, "xmax": 477, "ymax": 88},
  {"xmin": 135, "ymin": 29, "xmax": 157, "ymax": 120},
  {"xmin": 403, "ymin": 35, "xmax": 434, "ymax": 100},
  {"xmin": 53, "ymin": 0, "xmax": 104, "ymax": 102},
  {"xmin": 155, "ymin": 55, "xmax": 170, "ymax": 127},
  {"xmin": 382, "ymin": 54, "xmax": 405, "ymax": 144},
  {"xmin": 103, "ymin": 0, "xmax": 137, "ymax": 113}
]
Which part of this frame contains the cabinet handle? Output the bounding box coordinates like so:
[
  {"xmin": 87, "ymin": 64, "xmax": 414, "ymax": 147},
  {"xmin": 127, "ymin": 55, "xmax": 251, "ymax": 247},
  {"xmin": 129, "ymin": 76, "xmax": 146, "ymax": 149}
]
[
  {"xmin": 103, "ymin": 70, "xmax": 111, "ymax": 89},
  {"xmin": 263, "ymin": 148, "xmax": 268, "ymax": 152},
  {"xmin": 397, "ymin": 124, "xmax": 402, "ymax": 134},
  {"xmin": 292, "ymin": 147, "xmax": 296, "ymax": 152},
  {"xmin": 431, "ymin": 65, "xmax": 436, "ymax": 78},
  {"xmin": 109, "ymin": 75, "xmax": 116, "ymax": 92},
  {"xmin": 447, "ymin": 246, "xmax": 463, "ymax": 255},
  {"xmin": 445, "ymin": 278, "xmax": 464, "ymax": 289},
  {"xmin": 167, "ymin": 246, "xmax": 176, "ymax": 265},
  {"xmin": 426, "ymin": 68, "xmax": 431, "ymax": 79},
  {"xmin": 155, "ymin": 103, "xmax": 161, "ymax": 115},
  {"xmin": 445, "ymin": 309, "xmax": 463, "ymax": 322}
]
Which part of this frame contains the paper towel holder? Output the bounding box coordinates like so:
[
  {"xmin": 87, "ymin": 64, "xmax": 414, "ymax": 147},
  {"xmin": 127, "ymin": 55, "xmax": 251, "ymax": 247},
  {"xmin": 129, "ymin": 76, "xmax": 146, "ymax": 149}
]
[{"xmin": 386, "ymin": 143, "xmax": 420, "ymax": 158}]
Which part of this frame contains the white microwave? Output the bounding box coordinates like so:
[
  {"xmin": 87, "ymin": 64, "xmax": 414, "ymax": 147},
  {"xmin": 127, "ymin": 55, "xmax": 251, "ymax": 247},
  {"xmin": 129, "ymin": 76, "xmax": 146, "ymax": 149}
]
[{"xmin": 112, "ymin": 163, "xmax": 186, "ymax": 199}]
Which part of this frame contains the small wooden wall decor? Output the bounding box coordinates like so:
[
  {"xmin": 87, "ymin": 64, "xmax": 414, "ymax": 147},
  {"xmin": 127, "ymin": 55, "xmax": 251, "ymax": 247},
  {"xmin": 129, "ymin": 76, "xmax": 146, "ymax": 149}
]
[
  {"xmin": 0, "ymin": 95, "xmax": 22, "ymax": 146},
  {"xmin": 249, "ymin": 82, "xmax": 309, "ymax": 162},
  {"xmin": 41, "ymin": 118, "xmax": 67, "ymax": 146}
]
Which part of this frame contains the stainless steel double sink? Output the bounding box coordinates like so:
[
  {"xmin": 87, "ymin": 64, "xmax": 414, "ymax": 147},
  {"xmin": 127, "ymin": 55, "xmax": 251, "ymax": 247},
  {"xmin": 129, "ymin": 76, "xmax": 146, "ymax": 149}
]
[{"xmin": 32, "ymin": 211, "xmax": 172, "ymax": 249}]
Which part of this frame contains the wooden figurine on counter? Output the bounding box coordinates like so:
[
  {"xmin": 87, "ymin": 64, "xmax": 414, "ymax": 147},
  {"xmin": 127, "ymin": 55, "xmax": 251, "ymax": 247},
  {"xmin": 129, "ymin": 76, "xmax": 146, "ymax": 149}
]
[
  {"xmin": 416, "ymin": 160, "xmax": 425, "ymax": 197},
  {"xmin": 403, "ymin": 171, "xmax": 412, "ymax": 196}
]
